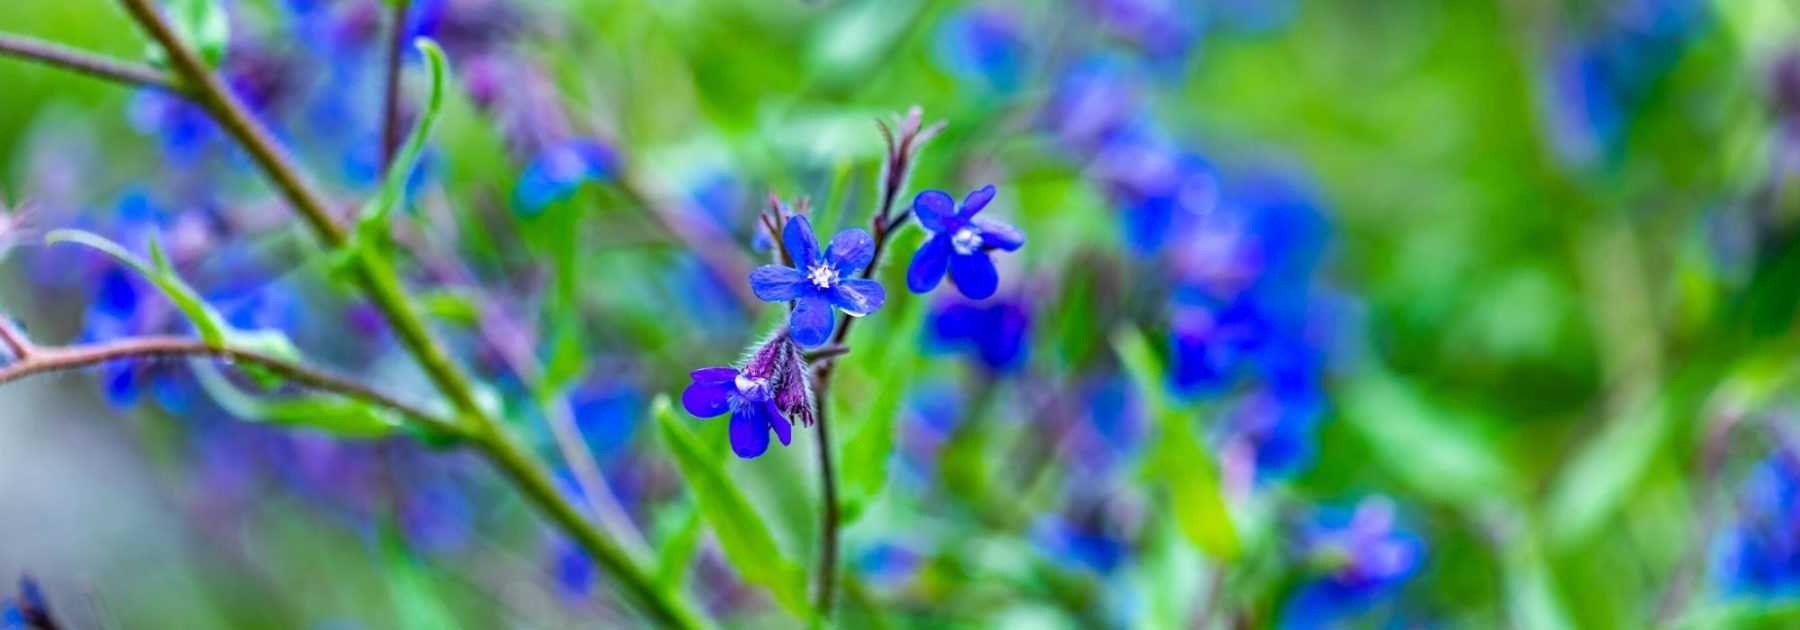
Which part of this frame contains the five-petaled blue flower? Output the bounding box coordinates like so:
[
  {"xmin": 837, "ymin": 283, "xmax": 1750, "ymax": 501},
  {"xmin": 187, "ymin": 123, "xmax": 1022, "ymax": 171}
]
[
  {"xmin": 907, "ymin": 185, "xmax": 1024, "ymax": 299},
  {"xmin": 682, "ymin": 366, "xmax": 793, "ymax": 458},
  {"xmin": 749, "ymin": 216, "xmax": 886, "ymax": 347}
]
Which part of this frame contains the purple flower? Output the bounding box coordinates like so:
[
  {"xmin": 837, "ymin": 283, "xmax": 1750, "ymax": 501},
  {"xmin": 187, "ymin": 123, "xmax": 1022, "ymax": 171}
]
[
  {"xmin": 906, "ymin": 185, "xmax": 1024, "ymax": 300},
  {"xmin": 1282, "ymin": 497, "xmax": 1425, "ymax": 628},
  {"xmin": 749, "ymin": 216, "xmax": 886, "ymax": 348},
  {"xmin": 681, "ymin": 333, "xmax": 814, "ymax": 458},
  {"xmin": 514, "ymin": 139, "xmax": 617, "ymax": 215},
  {"xmin": 681, "ymin": 367, "xmax": 792, "ymax": 459},
  {"xmin": 925, "ymin": 295, "xmax": 1031, "ymax": 373},
  {"xmin": 1714, "ymin": 449, "xmax": 1800, "ymax": 597}
]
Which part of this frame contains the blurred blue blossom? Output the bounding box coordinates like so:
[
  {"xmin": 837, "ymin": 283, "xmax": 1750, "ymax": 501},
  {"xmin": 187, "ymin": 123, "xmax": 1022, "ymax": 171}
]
[
  {"xmin": 1714, "ymin": 449, "xmax": 1800, "ymax": 598},
  {"xmin": 514, "ymin": 139, "xmax": 618, "ymax": 215},
  {"xmin": 1282, "ymin": 497, "xmax": 1425, "ymax": 629},
  {"xmin": 750, "ymin": 216, "xmax": 885, "ymax": 347},
  {"xmin": 906, "ymin": 186, "xmax": 1024, "ymax": 300},
  {"xmin": 924, "ymin": 294, "xmax": 1031, "ymax": 374},
  {"xmin": 935, "ymin": 7, "xmax": 1028, "ymax": 93}
]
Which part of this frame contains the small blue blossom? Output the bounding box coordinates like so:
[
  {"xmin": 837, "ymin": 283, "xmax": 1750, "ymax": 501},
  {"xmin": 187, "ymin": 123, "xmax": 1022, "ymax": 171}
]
[
  {"xmin": 925, "ymin": 294, "xmax": 1031, "ymax": 373},
  {"xmin": 749, "ymin": 216, "xmax": 886, "ymax": 347},
  {"xmin": 906, "ymin": 185, "xmax": 1024, "ymax": 300},
  {"xmin": 681, "ymin": 366, "xmax": 793, "ymax": 459},
  {"xmin": 1714, "ymin": 449, "xmax": 1800, "ymax": 598},
  {"xmin": 1282, "ymin": 497, "xmax": 1425, "ymax": 629},
  {"xmin": 514, "ymin": 139, "xmax": 618, "ymax": 215},
  {"xmin": 936, "ymin": 7, "xmax": 1029, "ymax": 93}
]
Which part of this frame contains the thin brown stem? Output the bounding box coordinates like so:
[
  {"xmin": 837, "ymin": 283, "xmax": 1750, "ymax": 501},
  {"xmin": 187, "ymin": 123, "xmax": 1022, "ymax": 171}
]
[
  {"xmin": 0, "ymin": 32, "xmax": 186, "ymax": 94},
  {"xmin": 105, "ymin": 2, "xmax": 701, "ymax": 624},
  {"xmin": 0, "ymin": 333, "xmax": 457, "ymax": 435},
  {"xmin": 0, "ymin": 315, "xmax": 34, "ymax": 359},
  {"xmin": 811, "ymin": 377, "xmax": 842, "ymax": 616},
  {"xmin": 379, "ymin": 0, "xmax": 412, "ymax": 171}
]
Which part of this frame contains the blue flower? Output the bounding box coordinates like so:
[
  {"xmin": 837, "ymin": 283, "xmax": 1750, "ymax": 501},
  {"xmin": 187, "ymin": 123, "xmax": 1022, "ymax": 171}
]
[
  {"xmin": 749, "ymin": 216, "xmax": 886, "ymax": 347},
  {"xmin": 514, "ymin": 139, "xmax": 617, "ymax": 215},
  {"xmin": 925, "ymin": 295, "xmax": 1030, "ymax": 373},
  {"xmin": 936, "ymin": 7, "xmax": 1028, "ymax": 93},
  {"xmin": 681, "ymin": 367, "xmax": 794, "ymax": 459},
  {"xmin": 1282, "ymin": 498, "xmax": 1425, "ymax": 629},
  {"xmin": 906, "ymin": 185, "xmax": 1024, "ymax": 300},
  {"xmin": 1714, "ymin": 449, "xmax": 1800, "ymax": 598}
]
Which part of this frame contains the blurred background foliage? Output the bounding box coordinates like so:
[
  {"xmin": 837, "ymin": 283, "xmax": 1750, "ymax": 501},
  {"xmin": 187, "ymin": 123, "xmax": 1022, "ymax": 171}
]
[{"xmin": 1, "ymin": 0, "xmax": 1799, "ymax": 628}]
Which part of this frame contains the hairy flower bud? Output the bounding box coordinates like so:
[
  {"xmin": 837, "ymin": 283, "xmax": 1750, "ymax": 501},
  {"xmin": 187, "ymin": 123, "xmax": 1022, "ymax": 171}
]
[{"xmin": 743, "ymin": 330, "xmax": 816, "ymax": 427}]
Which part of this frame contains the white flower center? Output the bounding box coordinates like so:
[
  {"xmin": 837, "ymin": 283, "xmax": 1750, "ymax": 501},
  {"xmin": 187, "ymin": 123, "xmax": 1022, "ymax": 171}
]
[
  {"xmin": 806, "ymin": 263, "xmax": 838, "ymax": 289},
  {"xmin": 735, "ymin": 375, "xmax": 770, "ymax": 401},
  {"xmin": 952, "ymin": 226, "xmax": 984, "ymax": 255}
]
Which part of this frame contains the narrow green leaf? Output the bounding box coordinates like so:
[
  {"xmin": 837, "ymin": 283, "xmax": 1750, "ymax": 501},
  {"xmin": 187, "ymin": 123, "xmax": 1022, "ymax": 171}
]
[
  {"xmin": 1542, "ymin": 391, "xmax": 1671, "ymax": 549},
  {"xmin": 653, "ymin": 395, "xmax": 811, "ymax": 618},
  {"xmin": 1112, "ymin": 327, "xmax": 1239, "ymax": 560},
  {"xmin": 46, "ymin": 229, "xmax": 228, "ymax": 344},
  {"xmin": 839, "ymin": 295, "xmax": 926, "ymax": 524},
  {"xmin": 357, "ymin": 38, "xmax": 450, "ymax": 236},
  {"xmin": 193, "ymin": 362, "xmax": 400, "ymax": 439},
  {"xmin": 1340, "ymin": 371, "xmax": 1517, "ymax": 506},
  {"xmin": 654, "ymin": 505, "xmax": 704, "ymax": 592},
  {"xmin": 157, "ymin": 0, "xmax": 230, "ymax": 67}
]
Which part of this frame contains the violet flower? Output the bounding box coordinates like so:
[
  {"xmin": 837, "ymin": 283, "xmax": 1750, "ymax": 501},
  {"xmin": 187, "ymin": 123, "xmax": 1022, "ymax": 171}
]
[
  {"xmin": 681, "ymin": 333, "xmax": 814, "ymax": 458},
  {"xmin": 907, "ymin": 185, "xmax": 1024, "ymax": 300},
  {"xmin": 749, "ymin": 216, "xmax": 886, "ymax": 348}
]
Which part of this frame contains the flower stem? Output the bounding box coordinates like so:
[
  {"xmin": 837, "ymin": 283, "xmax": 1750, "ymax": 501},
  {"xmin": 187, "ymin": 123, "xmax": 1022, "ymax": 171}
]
[
  {"xmin": 811, "ymin": 377, "xmax": 842, "ymax": 616},
  {"xmin": 104, "ymin": 0, "xmax": 700, "ymax": 624},
  {"xmin": 0, "ymin": 329, "xmax": 460, "ymax": 436},
  {"xmin": 378, "ymin": 0, "xmax": 411, "ymax": 171},
  {"xmin": 0, "ymin": 32, "xmax": 185, "ymax": 93}
]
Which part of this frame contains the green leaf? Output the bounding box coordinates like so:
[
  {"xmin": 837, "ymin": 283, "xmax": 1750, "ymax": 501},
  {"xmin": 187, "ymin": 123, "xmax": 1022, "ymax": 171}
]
[
  {"xmin": 354, "ymin": 38, "xmax": 451, "ymax": 247},
  {"xmin": 839, "ymin": 296, "xmax": 926, "ymax": 524},
  {"xmin": 1113, "ymin": 327, "xmax": 1239, "ymax": 560},
  {"xmin": 159, "ymin": 0, "xmax": 230, "ymax": 67},
  {"xmin": 1501, "ymin": 528, "xmax": 1575, "ymax": 630},
  {"xmin": 418, "ymin": 289, "xmax": 484, "ymax": 327},
  {"xmin": 653, "ymin": 396, "xmax": 811, "ymax": 618},
  {"xmin": 1541, "ymin": 391, "xmax": 1671, "ymax": 549},
  {"xmin": 46, "ymin": 229, "xmax": 228, "ymax": 344},
  {"xmin": 654, "ymin": 505, "xmax": 704, "ymax": 592},
  {"xmin": 1340, "ymin": 371, "xmax": 1518, "ymax": 506},
  {"xmin": 193, "ymin": 362, "xmax": 401, "ymax": 439}
]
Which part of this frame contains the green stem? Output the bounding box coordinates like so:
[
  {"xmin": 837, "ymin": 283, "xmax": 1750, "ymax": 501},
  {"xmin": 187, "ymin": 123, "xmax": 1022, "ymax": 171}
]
[{"xmin": 109, "ymin": 0, "xmax": 702, "ymax": 625}]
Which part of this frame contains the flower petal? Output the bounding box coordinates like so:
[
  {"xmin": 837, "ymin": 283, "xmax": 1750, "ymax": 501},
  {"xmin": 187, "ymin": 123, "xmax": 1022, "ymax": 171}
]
[
  {"xmin": 974, "ymin": 216, "xmax": 1025, "ymax": 251},
  {"xmin": 831, "ymin": 278, "xmax": 887, "ymax": 317},
  {"xmin": 959, "ymin": 184, "xmax": 997, "ymax": 218},
  {"xmin": 766, "ymin": 400, "xmax": 792, "ymax": 446},
  {"xmin": 729, "ymin": 404, "xmax": 771, "ymax": 458},
  {"xmin": 913, "ymin": 190, "xmax": 956, "ymax": 232},
  {"xmin": 907, "ymin": 233, "xmax": 952, "ymax": 294},
  {"xmin": 749, "ymin": 265, "xmax": 807, "ymax": 302},
  {"xmin": 825, "ymin": 228, "xmax": 876, "ymax": 275},
  {"xmin": 690, "ymin": 366, "xmax": 738, "ymax": 383},
  {"xmin": 782, "ymin": 216, "xmax": 820, "ymax": 268},
  {"xmin": 788, "ymin": 296, "xmax": 836, "ymax": 347},
  {"xmin": 681, "ymin": 379, "xmax": 735, "ymax": 418},
  {"xmin": 949, "ymin": 252, "xmax": 999, "ymax": 299}
]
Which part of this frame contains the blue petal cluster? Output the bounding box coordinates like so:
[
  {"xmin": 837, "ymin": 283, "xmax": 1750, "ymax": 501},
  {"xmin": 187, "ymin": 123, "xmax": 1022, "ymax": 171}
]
[
  {"xmin": 907, "ymin": 185, "xmax": 1024, "ymax": 300},
  {"xmin": 750, "ymin": 216, "xmax": 887, "ymax": 347}
]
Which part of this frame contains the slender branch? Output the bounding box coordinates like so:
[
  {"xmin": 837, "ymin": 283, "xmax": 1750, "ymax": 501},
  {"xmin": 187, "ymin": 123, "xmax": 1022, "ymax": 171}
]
[
  {"xmin": 0, "ymin": 333, "xmax": 458, "ymax": 434},
  {"xmin": 0, "ymin": 314, "xmax": 34, "ymax": 359},
  {"xmin": 804, "ymin": 108, "xmax": 940, "ymax": 617},
  {"xmin": 107, "ymin": 1, "xmax": 701, "ymax": 625},
  {"xmin": 811, "ymin": 377, "xmax": 843, "ymax": 616},
  {"xmin": 379, "ymin": 0, "xmax": 412, "ymax": 171},
  {"xmin": 0, "ymin": 32, "xmax": 186, "ymax": 94}
]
